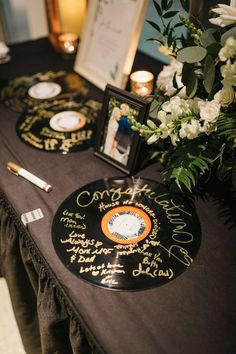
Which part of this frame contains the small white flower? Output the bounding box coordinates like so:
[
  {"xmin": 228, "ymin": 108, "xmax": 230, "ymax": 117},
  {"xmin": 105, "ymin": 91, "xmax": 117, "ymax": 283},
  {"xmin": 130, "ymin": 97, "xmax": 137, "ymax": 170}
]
[
  {"xmin": 219, "ymin": 37, "xmax": 236, "ymax": 61},
  {"xmin": 199, "ymin": 100, "xmax": 221, "ymax": 123},
  {"xmin": 188, "ymin": 97, "xmax": 201, "ymax": 115},
  {"xmin": 209, "ymin": 4, "xmax": 236, "ymax": 27},
  {"xmin": 214, "ymin": 85, "xmax": 235, "ymax": 107},
  {"xmin": 170, "ymin": 133, "xmax": 179, "ymax": 146},
  {"xmin": 147, "ymin": 133, "xmax": 158, "ymax": 145},
  {"xmin": 157, "ymin": 110, "xmax": 167, "ymax": 123},
  {"xmin": 157, "ymin": 60, "xmax": 186, "ymax": 98},
  {"xmin": 162, "ymin": 96, "xmax": 182, "ymax": 114},
  {"xmin": 159, "ymin": 123, "xmax": 170, "ymax": 139},
  {"xmin": 179, "ymin": 120, "xmax": 201, "ymax": 140},
  {"xmin": 221, "ymin": 60, "xmax": 236, "ymax": 86}
]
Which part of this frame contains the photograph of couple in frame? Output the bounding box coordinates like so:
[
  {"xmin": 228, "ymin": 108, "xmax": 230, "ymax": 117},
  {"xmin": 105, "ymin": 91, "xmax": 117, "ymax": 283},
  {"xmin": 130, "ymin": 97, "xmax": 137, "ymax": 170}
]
[{"xmin": 95, "ymin": 84, "xmax": 150, "ymax": 174}]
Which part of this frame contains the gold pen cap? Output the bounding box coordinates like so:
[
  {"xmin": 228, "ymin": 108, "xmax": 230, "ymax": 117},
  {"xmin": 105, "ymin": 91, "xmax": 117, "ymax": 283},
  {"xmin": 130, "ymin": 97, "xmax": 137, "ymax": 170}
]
[{"xmin": 7, "ymin": 162, "xmax": 20, "ymax": 176}]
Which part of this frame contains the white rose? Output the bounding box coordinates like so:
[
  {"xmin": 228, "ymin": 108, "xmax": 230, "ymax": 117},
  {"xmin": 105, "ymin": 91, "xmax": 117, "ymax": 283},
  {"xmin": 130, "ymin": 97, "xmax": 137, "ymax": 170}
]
[
  {"xmin": 199, "ymin": 100, "xmax": 221, "ymax": 123},
  {"xmin": 162, "ymin": 96, "xmax": 182, "ymax": 113},
  {"xmin": 214, "ymin": 86, "xmax": 235, "ymax": 106}
]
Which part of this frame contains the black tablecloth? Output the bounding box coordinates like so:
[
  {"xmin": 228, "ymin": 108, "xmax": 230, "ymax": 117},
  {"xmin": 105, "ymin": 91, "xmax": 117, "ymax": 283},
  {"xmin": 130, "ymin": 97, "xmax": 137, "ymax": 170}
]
[{"xmin": 0, "ymin": 38, "xmax": 236, "ymax": 354}]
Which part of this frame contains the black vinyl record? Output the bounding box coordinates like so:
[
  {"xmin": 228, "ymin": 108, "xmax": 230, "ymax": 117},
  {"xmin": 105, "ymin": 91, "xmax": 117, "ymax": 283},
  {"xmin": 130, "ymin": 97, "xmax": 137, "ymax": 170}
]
[
  {"xmin": 52, "ymin": 177, "xmax": 201, "ymax": 291},
  {"xmin": 16, "ymin": 98, "xmax": 101, "ymax": 153},
  {"xmin": 0, "ymin": 70, "xmax": 89, "ymax": 112}
]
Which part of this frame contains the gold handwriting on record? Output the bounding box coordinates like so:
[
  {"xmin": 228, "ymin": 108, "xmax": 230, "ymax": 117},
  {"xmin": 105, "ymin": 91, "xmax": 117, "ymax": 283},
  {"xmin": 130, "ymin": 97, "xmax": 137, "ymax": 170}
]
[
  {"xmin": 19, "ymin": 115, "xmax": 40, "ymax": 132},
  {"xmin": 101, "ymin": 276, "xmax": 119, "ymax": 285},
  {"xmin": 76, "ymin": 184, "xmax": 154, "ymax": 207},
  {"xmin": 21, "ymin": 132, "xmax": 44, "ymax": 149},
  {"xmin": 132, "ymin": 262, "xmax": 173, "ymax": 279},
  {"xmin": 135, "ymin": 202, "xmax": 156, "ymax": 219},
  {"xmin": 60, "ymin": 216, "xmax": 86, "ymax": 230},
  {"xmin": 62, "ymin": 209, "xmax": 86, "ymax": 220},
  {"xmin": 61, "ymin": 230, "xmax": 102, "ymax": 247},
  {"xmin": 133, "ymin": 262, "xmax": 158, "ymax": 278},
  {"xmin": 44, "ymin": 138, "xmax": 58, "ymax": 150},
  {"xmin": 167, "ymin": 245, "xmax": 192, "ymax": 266},
  {"xmin": 77, "ymin": 255, "xmax": 96, "ymax": 263},
  {"xmin": 98, "ymin": 201, "xmax": 119, "ymax": 212},
  {"xmin": 40, "ymin": 127, "xmax": 66, "ymax": 140}
]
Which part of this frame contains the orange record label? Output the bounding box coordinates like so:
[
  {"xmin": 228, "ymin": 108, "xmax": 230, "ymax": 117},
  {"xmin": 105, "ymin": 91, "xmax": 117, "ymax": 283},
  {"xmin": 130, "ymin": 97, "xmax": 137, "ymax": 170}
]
[{"xmin": 101, "ymin": 206, "xmax": 152, "ymax": 244}]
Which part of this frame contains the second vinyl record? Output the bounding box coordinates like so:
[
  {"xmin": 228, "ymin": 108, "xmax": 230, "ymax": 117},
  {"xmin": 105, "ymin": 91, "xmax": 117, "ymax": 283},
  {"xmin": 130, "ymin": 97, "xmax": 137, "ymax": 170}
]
[
  {"xmin": 16, "ymin": 98, "xmax": 101, "ymax": 153},
  {"xmin": 0, "ymin": 70, "xmax": 89, "ymax": 112},
  {"xmin": 52, "ymin": 177, "xmax": 201, "ymax": 290}
]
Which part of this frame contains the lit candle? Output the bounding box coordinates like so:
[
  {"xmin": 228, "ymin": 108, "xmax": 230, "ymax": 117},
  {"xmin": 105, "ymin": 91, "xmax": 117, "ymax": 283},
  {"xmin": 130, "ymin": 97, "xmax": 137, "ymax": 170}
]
[
  {"xmin": 130, "ymin": 71, "xmax": 154, "ymax": 97},
  {"xmin": 58, "ymin": 32, "xmax": 78, "ymax": 54}
]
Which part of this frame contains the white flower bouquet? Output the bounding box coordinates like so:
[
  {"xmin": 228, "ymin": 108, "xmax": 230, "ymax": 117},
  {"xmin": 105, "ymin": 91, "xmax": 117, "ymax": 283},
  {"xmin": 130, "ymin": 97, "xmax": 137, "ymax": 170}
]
[{"xmin": 130, "ymin": 0, "xmax": 236, "ymax": 194}]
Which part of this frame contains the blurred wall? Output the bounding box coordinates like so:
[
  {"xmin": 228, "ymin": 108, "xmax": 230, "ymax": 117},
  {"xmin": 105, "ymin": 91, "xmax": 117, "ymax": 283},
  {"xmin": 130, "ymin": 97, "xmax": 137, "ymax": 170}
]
[{"xmin": 0, "ymin": 0, "xmax": 47, "ymax": 44}]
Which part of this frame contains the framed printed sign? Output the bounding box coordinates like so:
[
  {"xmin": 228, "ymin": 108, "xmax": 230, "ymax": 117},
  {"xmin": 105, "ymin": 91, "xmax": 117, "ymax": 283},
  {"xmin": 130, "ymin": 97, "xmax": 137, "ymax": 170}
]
[
  {"xmin": 94, "ymin": 84, "xmax": 150, "ymax": 175},
  {"xmin": 74, "ymin": 0, "xmax": 148, "ymax": 90}
]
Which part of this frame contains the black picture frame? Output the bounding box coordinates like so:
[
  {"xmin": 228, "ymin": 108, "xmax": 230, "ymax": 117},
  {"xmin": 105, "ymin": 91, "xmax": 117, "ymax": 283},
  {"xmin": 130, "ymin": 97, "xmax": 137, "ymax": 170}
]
[{"xmin": 94, "ymin": 84, "xmax": 150, "ymax": 175}]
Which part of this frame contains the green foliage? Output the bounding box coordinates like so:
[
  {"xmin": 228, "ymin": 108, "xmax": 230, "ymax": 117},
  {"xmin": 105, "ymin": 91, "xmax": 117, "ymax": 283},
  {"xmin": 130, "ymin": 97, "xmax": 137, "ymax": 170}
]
[
  {"xmin": 161, "ymin": 138, "xmax": 215, "ymax": 192},
  {"xmin": 177, "ymin": 46, "xmax": 207, "ymax": 63},
  {"xmin": 141, "ymin": 0, "xmax": 236, "ymax": 195},
  {"xmin": 217, "ymin": 113, "xmax": 236, "ymax": 147}
]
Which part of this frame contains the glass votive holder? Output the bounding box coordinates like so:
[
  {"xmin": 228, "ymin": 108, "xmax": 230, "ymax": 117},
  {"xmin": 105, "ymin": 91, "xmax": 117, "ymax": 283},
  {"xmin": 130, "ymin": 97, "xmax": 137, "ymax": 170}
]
[
  {"xmin": 58, "ymin": 32, "xmax": 78, "ymax": 54},
  {"xmin": 130, "ymin": 71, "xmax": 154, "ymax": 97}
]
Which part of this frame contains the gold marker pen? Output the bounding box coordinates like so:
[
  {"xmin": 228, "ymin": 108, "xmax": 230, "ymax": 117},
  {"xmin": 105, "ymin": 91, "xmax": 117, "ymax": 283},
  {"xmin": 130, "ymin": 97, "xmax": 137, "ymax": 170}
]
[{"xmin": 7, "ymin": 162, "xmax": 52, "ymax": 193}]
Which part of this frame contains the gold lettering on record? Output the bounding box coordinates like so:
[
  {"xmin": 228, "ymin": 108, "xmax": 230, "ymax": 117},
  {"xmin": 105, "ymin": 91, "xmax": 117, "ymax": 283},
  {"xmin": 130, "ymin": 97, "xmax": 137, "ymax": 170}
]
[
  {"xmin": 44, "ymin": 138, "xmax": 58, "ymax": 150},
  {"xmin": 21, "ymin": 132, "xmax": 44, "ymax": 149},
  {"xmin": 63, "ymin": 209, "xmax": 74, "ymax": 217},
  {"xmin": 98, "ymin": 201, "xmax": 119, "ymax": 211},
  {"xmin": 132, "ymin": 250, "xmax": 163, "ymax": 278},
  {"xmin": 76, "ymin": 184, "xmax": 154, "ymax": 207},
  {"xmin": 78, "ymin": 255, "xmax": 96, "ymax": 263},
  {"xmin": 40, "ymin": 127, "xmax": 66, "ymax": 140},
  {"xmin": 79, "ymin": 262, "xmax": 125, "ymax": 286},
  {"xmin": 19, "ymin": 115, "xmax": 40, "ymax": 132},
  {"xmin": 159, "ymin": 243, "xmax": 192, "ymax": 266},
  {"xmin": 101, "ymin": 276, "xmax": 118, "ymax": 285},
  {"xmin": 135, "ymin": 202, "xmax": 156, "ymax": 219}
]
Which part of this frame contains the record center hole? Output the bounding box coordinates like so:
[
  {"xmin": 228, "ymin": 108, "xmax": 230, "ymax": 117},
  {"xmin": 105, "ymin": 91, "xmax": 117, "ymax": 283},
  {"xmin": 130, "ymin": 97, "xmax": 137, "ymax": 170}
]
[
  {"xmin": 101, "ymin": 206, "xmax": 152, "ymax": 245},
  {"xmin": 58, "ymin": 115, "xmax": 79, "ymax": 129},
  {"xmin": 35, "ymin": 84, "xmax": 54, "ymax": 95}
]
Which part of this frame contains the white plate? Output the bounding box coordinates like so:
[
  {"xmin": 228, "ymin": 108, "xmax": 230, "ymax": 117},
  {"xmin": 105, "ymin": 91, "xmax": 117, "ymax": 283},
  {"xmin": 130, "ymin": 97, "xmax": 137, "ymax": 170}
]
[
  {"xmin": 28, "ymin": 82, "xmax": 61, "ymax": 99},
  {"xmin": 49, "ymin": 111, "xmax": 86, "ymax": 132}
]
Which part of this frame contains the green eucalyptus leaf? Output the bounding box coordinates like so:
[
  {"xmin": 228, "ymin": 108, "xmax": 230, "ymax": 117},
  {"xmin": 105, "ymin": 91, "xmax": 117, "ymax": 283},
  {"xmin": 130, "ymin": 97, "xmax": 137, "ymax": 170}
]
[
  {"xmin": 206, "ymin": 42, "xmax": 222, "ymax": 55},
  {"xmin": 177, "ymin": 46, "xmax": 207, "ymax": 63},
  {"xmin": 153, "ymin": 0, "xmax": 162, "ymax": 17},
  {"xmin": 146, "ymin": 20, "xmax": 161, "ymax": 33},
  {"xmin": 186, "ymin": 71, "xmax": 198, "ymax": 98},
  {"xmin": 200, "ymin": 29, "xmax": 216, "ymax": 48},
  {"xmin": 221, "ymin": 27, "xmax": 236, "ymax": 45},
  {"xmin": 203, "ymin": 55, "xmax": 215, "ymax": 94},
  {"xmin": 163, "ymin": 11, "xmax": 179, "ymax": 18},
  {"xmin": 181, "ymin": 63, "xmax": 194, "ymax": 86}
]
